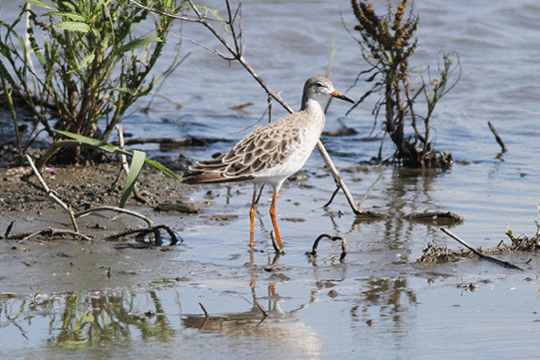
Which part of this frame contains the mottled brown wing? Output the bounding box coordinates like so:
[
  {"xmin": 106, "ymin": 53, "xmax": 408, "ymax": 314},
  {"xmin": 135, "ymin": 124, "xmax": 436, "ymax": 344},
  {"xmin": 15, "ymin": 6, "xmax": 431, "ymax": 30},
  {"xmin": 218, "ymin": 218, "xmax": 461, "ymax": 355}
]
[
  {"xmin": 183, "ymin": 116, "xmax": 302, "ymax": 183},
  {"xmin": 220, "ymin": 119, "xmax": 302, "ymax": 177}
]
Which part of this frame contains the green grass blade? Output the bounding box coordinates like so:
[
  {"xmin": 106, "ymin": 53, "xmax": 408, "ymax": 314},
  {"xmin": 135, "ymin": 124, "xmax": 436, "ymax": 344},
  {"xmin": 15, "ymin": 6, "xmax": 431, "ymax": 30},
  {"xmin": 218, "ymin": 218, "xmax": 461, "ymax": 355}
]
[
  {"xmin": 55, "ymin": 129, "xmax": 126, "ymax": 155},
  {"xmin": 119, "ymin": 150, "xmax": 145, "ymax": 208},
  {"xmin": 55, "ymin": 129, "xmax": 182, "ymax": 191},
  {"xmin": 144, "ymin": 158, "xmax": 182, "ymax": 181}
]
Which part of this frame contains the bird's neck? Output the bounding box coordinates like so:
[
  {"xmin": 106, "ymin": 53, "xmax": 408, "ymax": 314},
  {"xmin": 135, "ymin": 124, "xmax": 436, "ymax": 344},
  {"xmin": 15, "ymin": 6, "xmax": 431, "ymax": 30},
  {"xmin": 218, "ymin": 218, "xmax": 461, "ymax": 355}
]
[
  {"xmin": 299, "ymin": 98, "xmax": 326, "ymax": 131},
  {"xmin": 300, "ymin": 98, "xmax": 323, "ymax": 113}
]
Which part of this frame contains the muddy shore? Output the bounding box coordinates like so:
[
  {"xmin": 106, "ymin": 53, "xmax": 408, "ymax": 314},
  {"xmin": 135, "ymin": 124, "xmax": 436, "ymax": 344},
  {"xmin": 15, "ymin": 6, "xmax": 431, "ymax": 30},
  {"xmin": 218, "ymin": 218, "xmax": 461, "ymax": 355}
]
[{"xmin": 0, "ymin": 145, "xmax": 206, "ymax": 295}]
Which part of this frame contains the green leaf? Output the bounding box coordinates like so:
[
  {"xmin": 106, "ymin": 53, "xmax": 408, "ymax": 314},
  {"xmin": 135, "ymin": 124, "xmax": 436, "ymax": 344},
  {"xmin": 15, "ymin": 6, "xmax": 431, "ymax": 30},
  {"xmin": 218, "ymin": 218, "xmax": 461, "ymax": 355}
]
[
  {"xmin": 117, "ymin": 35, "xmax": 162, "ymax": 54},
  {"xmin": 110, "ymin": 87, "xmax": 137, "ymax": 95},
  {"xmin": 80, "ymin": 312, "xmax": 95, "ymax": 323},
  {"xmin": 119, "ymin": 150, "xmax": 145, "ymax": 208},
  {"xmin": 55, "ymin": 21, "xmax": 90, "ymax": 33},
  {"xmin": 144, "ymin": 158, "xmax": 182, "ymax": 181},
  {"xmin": 506, "ymin": 224, "xmax": 514, "ymax": 239},
  {"xmin": 78, "ymin": 53, "xmax": 95, "ymax": 70},
  {"xmin": 55, "ymin": 129, "xmax": 122, "ymax": 154},
  {"xmin": 44, "ymin": 12, "xmax": 86, "ymax": 22},
  {"xmin": 55, "ymin": 129, "xmax": 181, "ymax": 185},
  {"xmin": 0, "ymin": 61, "xmax": 16, "ymax": 87},
  {"xmin": 19, "ymin": 0, "xmax": 56, "ymax": 10},
  {"xmin": 194, "ymin": 6, "xmax": 229, "ymax": 33}
]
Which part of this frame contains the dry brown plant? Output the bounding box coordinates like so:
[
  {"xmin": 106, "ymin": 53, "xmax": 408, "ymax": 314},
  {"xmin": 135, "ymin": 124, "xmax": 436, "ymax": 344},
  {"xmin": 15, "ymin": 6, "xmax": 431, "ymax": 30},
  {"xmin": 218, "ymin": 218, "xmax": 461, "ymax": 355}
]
[{"xmin": 349, "ymin": 0, "xmax": 460, "ymax": 168}]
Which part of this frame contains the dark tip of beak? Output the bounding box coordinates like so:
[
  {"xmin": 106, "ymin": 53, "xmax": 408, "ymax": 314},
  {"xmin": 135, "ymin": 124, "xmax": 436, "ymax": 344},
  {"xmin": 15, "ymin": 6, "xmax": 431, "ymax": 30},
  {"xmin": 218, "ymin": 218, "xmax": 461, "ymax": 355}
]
[{"xmin": 331, "ymin": 91, "xmax": 355, "ymax": 104}]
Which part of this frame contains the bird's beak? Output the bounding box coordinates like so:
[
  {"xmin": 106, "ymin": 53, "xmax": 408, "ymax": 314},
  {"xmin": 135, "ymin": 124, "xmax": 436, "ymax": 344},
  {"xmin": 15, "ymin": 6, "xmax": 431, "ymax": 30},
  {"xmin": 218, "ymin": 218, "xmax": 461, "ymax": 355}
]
[{"xmin": 331, "ymin": 91, "xmax": 355, "ymax": 104}]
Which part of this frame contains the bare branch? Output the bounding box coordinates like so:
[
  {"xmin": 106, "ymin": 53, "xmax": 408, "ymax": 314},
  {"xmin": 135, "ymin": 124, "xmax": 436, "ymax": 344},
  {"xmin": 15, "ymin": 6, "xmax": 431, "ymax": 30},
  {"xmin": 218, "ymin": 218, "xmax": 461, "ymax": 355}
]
[
  {"xmin": 128, "ymin": 0, "xmax": 212, "ymax": 23},
  {"xmin": 440, "ymin": 228, "xmax": 523, "ymax": 271},
  {"xmin": 26, "ymin": 155, "xmax": 80, "ymax": 233},
  {"xmin": 74, "ymin": 206, "xmax": 154, "ymax": 227}
]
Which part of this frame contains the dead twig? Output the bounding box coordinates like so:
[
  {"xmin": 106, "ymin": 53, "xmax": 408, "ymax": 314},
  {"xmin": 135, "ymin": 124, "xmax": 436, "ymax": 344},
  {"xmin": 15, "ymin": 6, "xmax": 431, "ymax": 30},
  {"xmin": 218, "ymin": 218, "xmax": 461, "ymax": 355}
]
[
  {"xmin": 104, "ymin": 224, "xmax": 182, "ymax": 246},
  {"xmin": 306, "ymin": 233, "xmax": 347, "ymax": 262},
  {"xmin": 357, "ymin": 173, "xmax": 383, "ymax": 208},
  {"xmin": 488, "ymin": 121, "xmax": 507, "ymax": 153},
  {"xmin": 270, "ymin": 231, "xmax": 285, "ymax": 255},
  {"xmin": 323, "ymin": 184, "xmax": 341, "ymax": 208},
  {"xmin": 6, "ymin": 227, "xmax": 93, "ymax": 242},
  {"xmin": 19, "ymin": 156, "xmax": 177, "ymax": 246},
  {"xmin": 440, "ymin": 228, "xmax": 523, "ymax": 271},
  {"xmin": 77, "ymin": 206, "xmax": 181, "ymax": 245},
  {"xmin": 26, "ymin": 155, "xmax": 80, "ymax": 233},
  {"xmin": 3, "ymin": 221, "xmax": 14, "ymax": 239},
  {"xmin": 254, "ymin": 300, "xmax": 269, "ymax": 318},
  {"xmin": 74, "ymin": 206, "xmax": 154, "ymax": 227},
  {"xmin": 199, "ymin": 302, "xmax": 209, "ymax": 318}
]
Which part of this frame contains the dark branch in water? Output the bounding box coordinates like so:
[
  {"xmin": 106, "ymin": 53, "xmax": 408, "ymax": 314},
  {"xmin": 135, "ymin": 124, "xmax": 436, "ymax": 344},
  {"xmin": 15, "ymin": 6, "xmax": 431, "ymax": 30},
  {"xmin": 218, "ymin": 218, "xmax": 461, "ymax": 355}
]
[
  {"xmin": 488, "ymin": 121, "xmax": 508, "ymax": 153},
  {"xmin": 270, "ymin": 231, "xmax": 285, "ymax": 255},
  {"xmin": 440, "ymin": 228, "xmax": 523, "ymax": 271},
  {"xmin": 199, "ymin": 302, "xmax": 209, "ymax": 318},
  {"xmin": 306, "ymin": 234, "xmax": 348, "ymax": 262}
]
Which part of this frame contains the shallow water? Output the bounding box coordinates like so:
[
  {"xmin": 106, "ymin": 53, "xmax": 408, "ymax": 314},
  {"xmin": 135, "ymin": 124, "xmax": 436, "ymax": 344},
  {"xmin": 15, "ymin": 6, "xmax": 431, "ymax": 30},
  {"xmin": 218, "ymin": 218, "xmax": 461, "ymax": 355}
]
[{"xmin": 2, "ymin": 0, "xmax": 540, "ymax": 358}]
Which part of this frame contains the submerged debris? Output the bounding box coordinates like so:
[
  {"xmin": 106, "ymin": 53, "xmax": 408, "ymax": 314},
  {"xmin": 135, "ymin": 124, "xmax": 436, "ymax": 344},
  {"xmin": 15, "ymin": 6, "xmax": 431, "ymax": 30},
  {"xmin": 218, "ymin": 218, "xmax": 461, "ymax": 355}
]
[
  {"xmin": 418, "ymin": 223, "xmax": 540, "ymax": 267},
  {"xmin": 417, "ymin": 240, "xmax": 470, "ymax": 264},
  {"xmin": 405, "ymin": 211, "xmax": 463, "ymax": 226}
]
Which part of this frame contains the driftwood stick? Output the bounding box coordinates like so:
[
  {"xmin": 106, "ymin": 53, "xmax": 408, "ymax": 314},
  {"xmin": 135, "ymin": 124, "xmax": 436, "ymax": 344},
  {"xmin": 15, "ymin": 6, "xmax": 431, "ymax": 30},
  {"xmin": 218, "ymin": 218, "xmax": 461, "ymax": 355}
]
[
  {"xmin": 306, "ymin": 233, "xmax": 347, "ymax": 262},
  {"xmin": 104, "ymin": 225, "xmax": 181, "ymax": 245},
  {"xmin": 3, "ymin": 221, "xmax": 14, "ymax": 239},
  {"xmin": 487, "ymin": 121, "xmax": 507, "ymax": 152},
  {"xmin": 323, "ymin": 184, "xmax": 341, "ymax": 208},
  {"xmin": 26, "ymin": 155, "xmax": 80, "ymax": 233},
  {"xmin": 199, "ymin": 302, "xmax": 209, "ymax": 318},
  {"xmin": 5, "ymin": 227, "xmax": 93, "ymax": 242},
  {"xmin": 270, "ymin": 231, "xmax": 285, "ymax": 255},
  {"xmin": 357, "ymin": 173, "xmax": 383, "ymax": 208},
  {"xmin": 440, "ymin": 228, "xmax": 522, "ymax": 270},
  {"xmin": 315, "ymin": 141, "xmax": 366, "ymax": 215},
  {"xmin": 254, "ymin": 300, "xmax": 269, "ymax": 318},
  {"xmin": 74, "ymin": 206, "xmax": 154, "ymax": 227}
]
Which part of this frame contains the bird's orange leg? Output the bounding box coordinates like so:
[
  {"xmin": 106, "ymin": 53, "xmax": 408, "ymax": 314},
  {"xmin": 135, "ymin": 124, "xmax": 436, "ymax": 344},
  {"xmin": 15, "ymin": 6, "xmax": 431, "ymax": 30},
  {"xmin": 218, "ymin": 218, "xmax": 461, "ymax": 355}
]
[
  {"xmin": 269, "ymin": 191, "xmax": 283, "ymax": 250},
  {"xmin": 249, "ymin": 186, "xmax": 258, "ymax": 249},
  {"xmin": 249, "ymin": 203, "xmax": 256, "ymax": 249}
]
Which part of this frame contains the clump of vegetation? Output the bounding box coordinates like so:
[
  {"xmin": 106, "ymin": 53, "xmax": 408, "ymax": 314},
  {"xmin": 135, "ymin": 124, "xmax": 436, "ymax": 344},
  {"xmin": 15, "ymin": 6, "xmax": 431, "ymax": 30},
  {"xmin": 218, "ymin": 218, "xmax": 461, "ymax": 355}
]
[
  {"xmin": 505, "ymin": 222, "xmax": 540, "ymax": 252},
  {"xmin": 0, "ymin": 0, "xmax": 184, "ymax": 164},
  {"xmin": 418, "ymin": 216, "xmax": 540, "ymax": 266},
  {"xmin": 417, "ymin": 240, "xmax": 470, "ymax": 264},
  {"xmin": 349, "ymin": 0, "xmax": 460, "ymax": 168}
]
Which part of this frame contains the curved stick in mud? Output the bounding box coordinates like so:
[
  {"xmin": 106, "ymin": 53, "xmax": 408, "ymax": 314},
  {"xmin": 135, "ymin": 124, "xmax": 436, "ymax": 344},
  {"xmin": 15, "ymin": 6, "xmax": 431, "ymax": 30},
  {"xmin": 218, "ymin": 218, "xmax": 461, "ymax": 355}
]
[{"xmin": 306, "ymin": 233, "xmax": 347, "ymax": 262}]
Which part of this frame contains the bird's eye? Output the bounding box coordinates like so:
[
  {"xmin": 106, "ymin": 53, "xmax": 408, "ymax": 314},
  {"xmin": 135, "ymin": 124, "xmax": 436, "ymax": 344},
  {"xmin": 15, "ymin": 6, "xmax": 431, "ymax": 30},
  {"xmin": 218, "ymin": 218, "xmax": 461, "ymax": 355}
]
[{"xmin": 315, "ymin": 82, "xmax": 324, "ymax": 88}]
